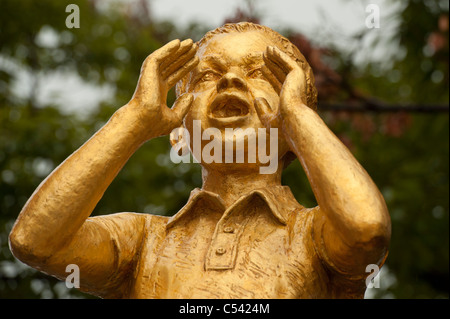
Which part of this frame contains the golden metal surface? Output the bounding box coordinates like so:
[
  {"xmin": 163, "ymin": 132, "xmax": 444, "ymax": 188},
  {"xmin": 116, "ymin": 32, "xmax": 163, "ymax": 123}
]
[{"xmin": 9, "ymin": 23, "xmax": 391, "ymax": 299}]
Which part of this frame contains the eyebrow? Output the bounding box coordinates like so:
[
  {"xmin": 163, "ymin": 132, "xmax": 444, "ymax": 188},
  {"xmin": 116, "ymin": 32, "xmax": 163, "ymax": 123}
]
[
  {"xmin": 243, "ymin": 52, "xmax": 264, "ymax": 66},
  {"xmin": 198, "ymin": 54, "xmax": 227, "ymax": 71}
]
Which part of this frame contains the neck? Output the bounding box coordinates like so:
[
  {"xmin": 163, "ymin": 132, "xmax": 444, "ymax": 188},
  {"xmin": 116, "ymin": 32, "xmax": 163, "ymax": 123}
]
[{"xmin": 201, "ymin": 164, "xmax": 283, "ymax": 208}]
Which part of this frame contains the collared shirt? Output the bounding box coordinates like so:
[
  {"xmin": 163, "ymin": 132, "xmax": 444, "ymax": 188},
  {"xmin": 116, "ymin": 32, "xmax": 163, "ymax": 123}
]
[{"xmin": 85, "ymin": 186, "xmax": 367, "ymax": 298}]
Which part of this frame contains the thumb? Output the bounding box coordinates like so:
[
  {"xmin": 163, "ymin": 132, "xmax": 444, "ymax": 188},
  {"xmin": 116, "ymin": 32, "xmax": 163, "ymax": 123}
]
[
  {"xmin": 254, "ymin": 97, "xmax": 277, "ymax": 128},
  {"xmin": 254, "ymin": 97, "xmax": 273, "ymax": 118},
  {"xmin": 171, "ymin": 93, "xmax": 194, "ymax": 121}
]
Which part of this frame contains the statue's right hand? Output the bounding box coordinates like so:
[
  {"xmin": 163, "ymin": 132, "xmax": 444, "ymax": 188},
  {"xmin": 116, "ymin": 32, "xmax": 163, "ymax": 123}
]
[{"xmin": 129, "ymin": 39, "xmax": 199, "ymax": 139}]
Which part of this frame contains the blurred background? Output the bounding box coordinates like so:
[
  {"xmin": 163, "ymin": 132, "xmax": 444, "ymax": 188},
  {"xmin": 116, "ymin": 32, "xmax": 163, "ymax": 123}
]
[{"xmin": 0, "ymin": 0, "xmax": 448, "ymax": 299}]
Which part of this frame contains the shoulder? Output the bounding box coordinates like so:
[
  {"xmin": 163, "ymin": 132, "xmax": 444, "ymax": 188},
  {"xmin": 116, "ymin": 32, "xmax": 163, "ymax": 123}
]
[
  {"xmin": 88, "ymin": 212, "xmax": 169, "ymax": 229},
  {"xmin": 289, "ymin": 206, "xmax": 367, "ymax": 297},
  {"xmin": 87, "ymin": 212, "xmax": 146, "ymax": 233},
  {"xmin": 86, "ymin": 212, "xmax": 170, "ymax": 247},
  {"xmin": 285, "ymin": 205, "xmax": 320, "ymax": 255},
  {"xmin": 287, "ymin": 205, "xmax": 319, "ymax": 233},
  {"xmin": 142, "ymin": 213, "xmax": 170, "ymax": 233}
]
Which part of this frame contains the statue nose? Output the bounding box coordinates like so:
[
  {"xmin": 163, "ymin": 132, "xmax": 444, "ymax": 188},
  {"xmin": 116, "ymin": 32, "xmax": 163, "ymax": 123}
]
[{"xmin": 217, "ymin": 72, "xmax": 248, "ymax": 92}]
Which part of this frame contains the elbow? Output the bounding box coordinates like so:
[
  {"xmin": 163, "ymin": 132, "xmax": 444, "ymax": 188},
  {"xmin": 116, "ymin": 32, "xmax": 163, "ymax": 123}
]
[
  {"xmin": 9, "ymin": 223, "xmax": 49, "ymax": 267},
  {"xmin": 357, "ymin": 213, "xmax": 391, "ymax": 253},
  {"xmin": 356, "ymin": 217, "xmax": 391, "ymax": 269},
  {"xmin": 9, "ymin": 226, "xmax": 32, "ymax": 263},
  {"xmin": 336, "ymin": 207, "xmax": 391, "ymax": 269},
  {"xmin": 334, "ymin": 197, "xmax": 391, "ymax": 253},
  {"xmin": 9, "ymin": 228, "xmax": 28, "ymax": 263},
  {"xmin": 349, "ymin": 190, "xmax": 391, "ymax": 245},
  {"xmin": 364, "ymin": 198, "xmax": 391, "ymax": 246},
  {"xmin": 348, "ymin": 203, "xmax": 392, "ymax": 264}
]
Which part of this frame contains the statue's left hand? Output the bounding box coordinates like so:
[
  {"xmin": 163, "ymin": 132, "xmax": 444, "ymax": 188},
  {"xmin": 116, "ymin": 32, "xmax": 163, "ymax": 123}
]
[
  {"xmin": 130, "ymin": 39, "xmax": 199, "ymax": 139},
  {"xmin": 254, "ymin": 46, "xmax": 307, "ymax": 130}
]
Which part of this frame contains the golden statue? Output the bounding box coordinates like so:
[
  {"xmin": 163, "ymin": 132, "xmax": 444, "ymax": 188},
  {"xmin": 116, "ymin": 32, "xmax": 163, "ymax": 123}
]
[{"xmin": 9, "ymin": 23, "xmax": 391, "ymax": 299}]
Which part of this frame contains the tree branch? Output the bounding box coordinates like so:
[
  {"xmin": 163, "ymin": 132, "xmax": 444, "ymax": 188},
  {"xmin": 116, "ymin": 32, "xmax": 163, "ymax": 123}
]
[{"xmin": 318, "ymin": 103, "xmax": 449, "ymax": 113}]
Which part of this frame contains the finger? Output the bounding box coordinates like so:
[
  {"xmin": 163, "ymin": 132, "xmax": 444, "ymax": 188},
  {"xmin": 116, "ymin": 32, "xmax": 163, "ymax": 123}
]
[
  {"xmin": 254, "ymin": 97, "xmax": 279, "ymax": 129},
  {"xmin": 152, "ymin": 39, "xmax": 181, "ymax": 64},
  {"xmin": 140, "ymin": 39, "xmax": 181, "ymax": 75},
  {"xmin": 254, "ymin": 97, "xmax": 277, "ymax": 128},
  {"xmin": 160, "ymin": 39, "xmax": 195, "ymax": 72},
  {"xmin": 264, "ymin": 49, "xmax": 287, "ymax": 78},
  {"xmin": 161, "ymin": 44, "xmax": 198, "ymax": 80},
  {"xmin": 264, "ymin": 46, "xmax": 290, "ymax": 76},
  {"xmin": 267, "ymin": 46, "xmax": 297, "ymax": 73},
  {"xmin": 254, "ymin": 97, "xmax": 274, "ymax": 119},
  {"xmin": 171, "ymin": 93, "xmax": 194, "ymax": 121},
  {"xmin": 166, "ymin": 55, "xmax": 200, "ymax": 88},
  {"xmin": 161, "ymin": 46, "xmax": 197, "ymax": 80},
  {"xmin": 273, "ymin": 46, "xmax": 307, "ymax": 95},
  {"xmin": 262, "ymin": 59, "xmax": 285, "ymax": 92},
  {"xmin": 265, "ymin": 46, "xmax": 306, "ymax": 106}
]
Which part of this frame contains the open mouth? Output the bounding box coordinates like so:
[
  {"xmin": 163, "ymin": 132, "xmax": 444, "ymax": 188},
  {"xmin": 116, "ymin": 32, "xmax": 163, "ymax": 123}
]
[{"xmin": 209, "ymin": 93, "xmax": 251, "ymax": 119}]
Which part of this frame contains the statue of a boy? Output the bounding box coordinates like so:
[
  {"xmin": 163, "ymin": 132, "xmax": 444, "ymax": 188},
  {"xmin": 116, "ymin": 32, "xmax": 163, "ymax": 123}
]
[{"xmin": 10, "ymin": 23, "xmax": 391, "ymax": 298}]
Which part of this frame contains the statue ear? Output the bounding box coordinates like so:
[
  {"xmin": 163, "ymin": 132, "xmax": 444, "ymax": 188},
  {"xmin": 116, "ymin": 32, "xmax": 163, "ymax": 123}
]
[{"xmin": 169, "ymin": 126, "xmax": 190, "ymax": 157}]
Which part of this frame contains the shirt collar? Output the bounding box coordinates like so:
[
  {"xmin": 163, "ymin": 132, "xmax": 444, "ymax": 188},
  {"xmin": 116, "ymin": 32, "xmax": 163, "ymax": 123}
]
[{"xmin": 166, "ymin": 186, "xmax": 302, "ymax": 229}]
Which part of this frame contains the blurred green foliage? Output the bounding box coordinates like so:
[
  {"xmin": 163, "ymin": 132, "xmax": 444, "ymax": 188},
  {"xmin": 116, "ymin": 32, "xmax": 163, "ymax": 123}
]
[{"xmin": 0, "ymin": 0, "xmax": 448, "ymax": 299}]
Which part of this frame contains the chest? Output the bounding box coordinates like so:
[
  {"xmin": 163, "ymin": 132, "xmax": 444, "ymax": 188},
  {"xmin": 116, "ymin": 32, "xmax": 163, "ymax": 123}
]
[{"xmin": 129, "ymin": 211, "xmax": 329, "ymax": 298}]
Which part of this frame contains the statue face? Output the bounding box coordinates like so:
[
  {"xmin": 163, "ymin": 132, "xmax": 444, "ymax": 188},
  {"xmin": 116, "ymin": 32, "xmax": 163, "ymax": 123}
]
[{"xmin": 182, "ymin": 30, "xmax": 290, "ymax": 170}]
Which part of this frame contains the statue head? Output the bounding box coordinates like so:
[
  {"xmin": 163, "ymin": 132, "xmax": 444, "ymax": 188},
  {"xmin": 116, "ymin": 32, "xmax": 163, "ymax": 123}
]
[
  {"xmin": 170, "ymin": 22, "xmax": 317, "ymax": 174},
  {"xmin": 176, "ymin": 22, "xmax": 317, "ymax": 110}
]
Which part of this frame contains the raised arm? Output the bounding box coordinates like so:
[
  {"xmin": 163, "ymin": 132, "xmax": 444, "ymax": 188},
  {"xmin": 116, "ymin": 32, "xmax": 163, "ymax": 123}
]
[
  {"xmin": 9, "ymin": 39, "xmax": 199, "ymax": 294},
  {"xmin": 255, "ymin": 46, "xmax": 391, "ymax": 276}
]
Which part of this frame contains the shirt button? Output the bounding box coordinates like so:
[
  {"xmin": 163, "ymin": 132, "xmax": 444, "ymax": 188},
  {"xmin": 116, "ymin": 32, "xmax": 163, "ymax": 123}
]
[
  {"xmin": 223, "ymin": 226, "xmax": 235, "ymax": 233},
  {"xmin": 216, "ymin": 247, "xmax": 227, "ymax": 255}
]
